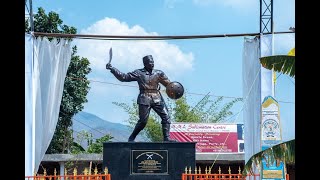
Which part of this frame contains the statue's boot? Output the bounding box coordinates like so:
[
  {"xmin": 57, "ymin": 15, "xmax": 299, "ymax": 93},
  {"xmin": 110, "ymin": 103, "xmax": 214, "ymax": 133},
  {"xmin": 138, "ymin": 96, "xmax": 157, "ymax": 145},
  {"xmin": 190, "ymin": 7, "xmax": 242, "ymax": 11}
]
[
  {"xmin": 128, "ymin": 123, "xmax": 144, "ymax": 142},
  {"xmin": 162, "ymin": 124, "xmax": 178, "ymax": 142}
]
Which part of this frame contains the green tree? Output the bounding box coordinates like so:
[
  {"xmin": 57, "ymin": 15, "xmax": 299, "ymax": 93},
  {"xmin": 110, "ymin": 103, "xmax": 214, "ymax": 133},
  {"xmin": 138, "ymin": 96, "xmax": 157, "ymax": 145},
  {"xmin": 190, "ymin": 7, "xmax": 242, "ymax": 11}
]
[
  {"xmin": 71, "ymin": 130, "xmax": 114, "ymax": 154},
  {"xmin": 170, "ymin": 95, "xmax": 201, "ymax": 123},
  {"xmin": 243, "ymin": 140, "xmax": 295, "ymax": 176},
  {"xmin": 87, "ymin": 134, "xmax": 114, "ymax": 153},
  {"xmin": 25, "ymin": 7, "xmax": 91, "ymax": 153},
  {"xmin": 170, "ymin": 94, "xmax": 242, "ymax": 123},
  {"xmin": 25, "ymin": 7, "xmax": 76, "ymax": 36},
  {"xmin": 66, "ymin": 131, "xmax": 113, "ymax": 173},
  {"xmin": 49, "ymin": 47, "xmax": 91, "ymax": 153},
  {"xmin": 113, "ymin": 93, "xmax": 242, "ymax": 142}
]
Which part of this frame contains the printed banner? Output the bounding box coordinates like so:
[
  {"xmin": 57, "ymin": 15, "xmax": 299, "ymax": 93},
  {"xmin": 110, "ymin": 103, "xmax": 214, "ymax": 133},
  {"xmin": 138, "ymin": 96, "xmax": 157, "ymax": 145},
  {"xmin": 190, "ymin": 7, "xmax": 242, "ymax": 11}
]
[
  {"xmin": 261, "ymin": 95, "xmax": 285, "ymax": 180},
  {"xmin": 261, "ymin": 96, "xmax": 282, "ymax": 150},
  {"xmin": 237, "ymin": 124, "xmax": 245, "ymax": 153},
  {"xmin": 261, "ymin": 158, "xmax": 285, "ymax": 180},
  {"xmin": 170, "ymin": 123, "xmax": 244, "ymax": 153}
]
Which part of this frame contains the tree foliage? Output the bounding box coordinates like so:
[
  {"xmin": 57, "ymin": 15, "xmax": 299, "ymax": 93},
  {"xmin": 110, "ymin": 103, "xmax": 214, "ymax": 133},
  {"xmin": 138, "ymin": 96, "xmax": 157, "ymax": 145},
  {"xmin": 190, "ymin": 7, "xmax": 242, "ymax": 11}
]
[
  {"xmin": 112, "ymin": 101, "xmax": 162, "ymax": 142},
  {"xmin": 169, "ymin": 94, "xmax": 242, "ymax": 123},
  {"xmin": 260, "ymin": 55, "xmax": 295, "ymax": 78},
  {"xmin": 243, "ymin": 140, "xmax": 295, "ymax": 176},
  {"xmin": 113, "ymin": 93, "xmax": 242, "ymax": 142},
  {"xmin": 87, "ymin": 134, "xmax": 114, "ymax": 153},
  {"xmin": 71, "ymin": 130, "xmax": 114, "ymax": 154},
  {"xmin": 48, "ymin": 47, "xmax": 91, "ymax": 153},
  {"xmin": 259, "ymin": 47, "xmax": 295, "ymax": 78},
  {"xmin": 25, "ymin": 7, "xmax": 76, "ymax": 36},
  {"xmin": 64, "ymin": 131, "xmax": 113, "ymax": 173},
  {"xmin": 26, "ymin": 7, "xmax": 91, "ymax": 153}
]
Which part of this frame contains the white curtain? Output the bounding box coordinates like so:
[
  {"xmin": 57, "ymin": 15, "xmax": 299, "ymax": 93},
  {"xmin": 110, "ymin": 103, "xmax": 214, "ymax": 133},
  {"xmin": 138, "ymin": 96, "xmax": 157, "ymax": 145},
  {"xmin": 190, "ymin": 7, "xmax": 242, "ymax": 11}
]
[
  {"xmin": 242, "ymin": 36, "xmax": 261, "ymax": 164},
  {"xmin": 25, "ymin": 34, "xmax": 72, "ymax": 176},
  {"xmin": 25, "ymin": 34, "xmax": 34, "ymax": 177},
  {"xmin": 242, "ymin": 34, "xmax": 276, "ymax": 164}
]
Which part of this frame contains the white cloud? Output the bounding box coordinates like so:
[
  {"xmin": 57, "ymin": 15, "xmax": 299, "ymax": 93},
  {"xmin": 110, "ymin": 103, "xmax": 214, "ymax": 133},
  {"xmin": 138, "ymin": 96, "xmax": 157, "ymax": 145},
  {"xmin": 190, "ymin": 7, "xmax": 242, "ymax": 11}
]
[
  {"xmin": 192, "ymin": 0, "xmax": 258, "ymax": 11},
  {"xmin": 73, "ymin": 17, "xmax": 194, "ymax": 113},
  {"xmin": 74, "ymin": 17, "xmax": 194, "ymax": 79}
]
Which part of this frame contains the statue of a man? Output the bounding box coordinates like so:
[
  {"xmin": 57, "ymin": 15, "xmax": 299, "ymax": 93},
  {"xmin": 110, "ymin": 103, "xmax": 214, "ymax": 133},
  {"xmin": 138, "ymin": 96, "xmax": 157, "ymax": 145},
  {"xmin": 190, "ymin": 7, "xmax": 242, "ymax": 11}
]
[{"xmin": 106, "ymin": 55, "xmax": 176, "ymax": 142}]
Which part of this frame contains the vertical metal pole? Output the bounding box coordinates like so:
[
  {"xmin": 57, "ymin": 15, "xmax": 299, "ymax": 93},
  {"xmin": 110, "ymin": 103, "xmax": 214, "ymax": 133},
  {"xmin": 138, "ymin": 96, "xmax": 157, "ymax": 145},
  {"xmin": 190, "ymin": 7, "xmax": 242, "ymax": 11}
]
[
  {"xmin": 272, "ymin": 20, "xmax": 276, "ymax": 95},
  {"xmin": 271, "ymin": 0, "xmax": 274, "ymax": 33},
  {"xmin": 260, "ymin": 0, "xmax": 262, "ymax": 33},
  {"xmin": 29, "ymin": 0, "xmax": 34, "ymax": 32},
  {"xmin": 271, "ymin": 0, "xmax": 275, "ymax": 95}
]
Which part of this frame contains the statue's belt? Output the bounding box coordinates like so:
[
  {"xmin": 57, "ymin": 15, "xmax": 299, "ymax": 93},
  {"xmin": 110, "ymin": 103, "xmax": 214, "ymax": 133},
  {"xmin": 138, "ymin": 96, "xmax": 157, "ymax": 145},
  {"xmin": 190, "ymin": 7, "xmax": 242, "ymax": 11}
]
[{"xmin": 139, "ymin": 89, "xmax": 160, "ymax": 93}]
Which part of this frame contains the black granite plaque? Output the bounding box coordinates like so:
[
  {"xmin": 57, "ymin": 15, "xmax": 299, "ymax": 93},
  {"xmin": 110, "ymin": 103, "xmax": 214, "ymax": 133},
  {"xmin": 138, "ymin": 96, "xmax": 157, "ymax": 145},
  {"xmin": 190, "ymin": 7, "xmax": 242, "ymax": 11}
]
[
  {"xmin": 131, "ymin": 150, "xmax": 168, "ymax": 174},
  {"xmin": 103, "ymin": 142, "xmax": 196, "ymax": 180}
]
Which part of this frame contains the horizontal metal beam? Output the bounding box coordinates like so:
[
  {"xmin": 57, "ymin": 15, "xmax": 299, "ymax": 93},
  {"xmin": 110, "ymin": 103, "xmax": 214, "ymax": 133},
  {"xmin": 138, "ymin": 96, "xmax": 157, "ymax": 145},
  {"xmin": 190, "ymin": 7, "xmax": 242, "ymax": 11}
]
[{"xmin": 31, "ymin": 31, "xmax": 294, "ymax": 41}]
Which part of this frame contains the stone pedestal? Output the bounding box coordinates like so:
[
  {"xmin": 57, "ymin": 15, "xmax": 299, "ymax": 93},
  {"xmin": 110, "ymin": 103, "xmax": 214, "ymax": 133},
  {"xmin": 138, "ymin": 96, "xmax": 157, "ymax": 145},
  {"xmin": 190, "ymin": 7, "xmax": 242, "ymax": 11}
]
[{"xmin": 103, "ymin": 142, "xmax": 196, "ymax": 180}]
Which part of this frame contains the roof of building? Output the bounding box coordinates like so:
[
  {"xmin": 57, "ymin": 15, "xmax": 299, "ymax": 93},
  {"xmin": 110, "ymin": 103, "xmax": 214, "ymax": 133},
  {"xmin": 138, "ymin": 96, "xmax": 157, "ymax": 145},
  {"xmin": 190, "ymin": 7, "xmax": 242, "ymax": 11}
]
[{"xmin": 42, "ymin": 153, "xmax": 244, "ymax": 162}]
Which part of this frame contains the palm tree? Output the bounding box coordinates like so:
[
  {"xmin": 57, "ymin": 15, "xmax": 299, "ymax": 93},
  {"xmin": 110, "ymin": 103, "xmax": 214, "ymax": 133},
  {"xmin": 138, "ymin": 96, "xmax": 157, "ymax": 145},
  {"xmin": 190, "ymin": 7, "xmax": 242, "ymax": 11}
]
[
  {"xmin": 243, "ymin": 47, "xmax": 295, "ymax": 175},
  {"xmin": 243, "ymin": 140, "xmax": 295, "ymax": 175}
]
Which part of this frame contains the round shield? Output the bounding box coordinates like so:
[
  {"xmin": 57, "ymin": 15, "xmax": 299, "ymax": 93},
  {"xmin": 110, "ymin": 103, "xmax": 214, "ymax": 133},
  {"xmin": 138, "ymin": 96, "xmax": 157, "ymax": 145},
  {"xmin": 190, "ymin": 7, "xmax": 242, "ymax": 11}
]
[{"xmin": 166, "ymin": 81, "xmax": 184, "ymax": 99}]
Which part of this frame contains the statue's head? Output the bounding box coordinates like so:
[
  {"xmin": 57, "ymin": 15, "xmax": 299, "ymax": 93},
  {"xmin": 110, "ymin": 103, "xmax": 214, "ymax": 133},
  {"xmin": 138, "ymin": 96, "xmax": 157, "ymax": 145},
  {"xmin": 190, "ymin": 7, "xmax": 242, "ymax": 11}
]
[{"xmin": 143, "ymin": 55, "xmax": 154, "ymax": 71}]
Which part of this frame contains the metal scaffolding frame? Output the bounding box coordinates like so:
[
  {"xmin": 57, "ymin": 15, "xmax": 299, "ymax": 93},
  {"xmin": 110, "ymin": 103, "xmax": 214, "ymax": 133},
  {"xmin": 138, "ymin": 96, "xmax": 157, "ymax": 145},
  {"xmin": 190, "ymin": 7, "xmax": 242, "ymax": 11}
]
[{"xmin": 260, "ymin": 0, "xmax": 273, "ymax": 33}]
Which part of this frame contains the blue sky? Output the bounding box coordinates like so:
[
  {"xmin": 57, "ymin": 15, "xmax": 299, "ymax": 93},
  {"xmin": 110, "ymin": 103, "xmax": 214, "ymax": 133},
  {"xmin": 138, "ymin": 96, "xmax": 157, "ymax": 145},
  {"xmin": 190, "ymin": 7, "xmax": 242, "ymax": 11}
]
[{"xmin": 28, "ymin": 0, "xmax": 295, "ymax": 136}]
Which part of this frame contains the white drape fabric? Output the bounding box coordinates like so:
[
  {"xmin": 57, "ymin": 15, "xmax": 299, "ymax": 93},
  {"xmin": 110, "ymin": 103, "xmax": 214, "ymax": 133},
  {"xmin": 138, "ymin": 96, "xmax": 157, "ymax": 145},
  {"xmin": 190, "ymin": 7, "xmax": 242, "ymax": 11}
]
[
  {"xmin": 25, "ymin": 34, "xmax": 34, "ymax": 177},
  {"xmin": 242, "ymin": 35, "xmax": 275, "ymax": 180},
  {"xmin": 25, "ymin": 34, "xmax": 72, "ymax": 176},
  {"xmin": 242, "ymin": 36, "xmax": 262, "ymax": 164}
]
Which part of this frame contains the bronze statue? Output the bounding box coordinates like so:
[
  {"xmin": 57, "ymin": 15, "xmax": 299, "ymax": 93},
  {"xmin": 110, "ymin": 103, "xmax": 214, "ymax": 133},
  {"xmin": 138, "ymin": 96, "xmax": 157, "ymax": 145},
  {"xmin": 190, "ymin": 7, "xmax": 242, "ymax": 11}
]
[{"xmin": 106, "ymin": 54, "xmax": 183, "ymax": 142}]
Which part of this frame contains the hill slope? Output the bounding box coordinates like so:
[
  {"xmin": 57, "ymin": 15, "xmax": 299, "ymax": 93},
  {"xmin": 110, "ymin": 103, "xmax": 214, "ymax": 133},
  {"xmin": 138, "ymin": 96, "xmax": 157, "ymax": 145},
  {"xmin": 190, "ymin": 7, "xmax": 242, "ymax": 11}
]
[{"xmin": 72, "ymin": 111, "xmax": 146, "ymax": 148}]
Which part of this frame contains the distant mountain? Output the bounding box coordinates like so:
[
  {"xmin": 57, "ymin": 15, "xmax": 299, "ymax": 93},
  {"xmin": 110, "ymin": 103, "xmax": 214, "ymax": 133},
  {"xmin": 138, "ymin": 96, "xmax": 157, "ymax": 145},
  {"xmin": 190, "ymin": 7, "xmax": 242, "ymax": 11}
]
[{"xmin": 72, "ymin": 111, "xmax": 146, "ymax": 149}]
